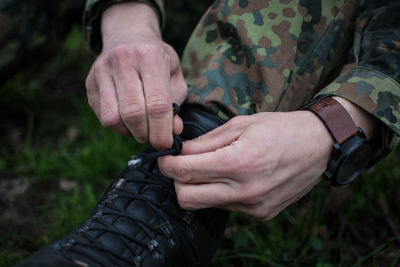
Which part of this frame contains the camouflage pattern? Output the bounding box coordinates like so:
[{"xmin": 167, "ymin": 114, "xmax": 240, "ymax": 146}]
[
  {"xmin": 82, "ymin": 0, "xmax": 400, "ymax": 154},
  {"xmin": 84, "ymin": 0, "xmax": 164, "ymax": 53},
  {"xmin": 182, "ymin": 0, "xmax": 356, "ymax": 116},
  {"xmin": 317, "ymin": 3, "xmax": 400, "ymax": 149},
  {"xmin": 178, "ymin": 0, "xmax": 400, "ymax": 152},
  {"xmin": 0, "ymin": 0, "xmax": 85, "ymax": 82}
]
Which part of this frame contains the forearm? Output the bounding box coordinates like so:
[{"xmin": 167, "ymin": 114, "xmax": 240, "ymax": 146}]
[{"xmin": 101, "ymin": 1, "xmax": 162, "ymax": 50}]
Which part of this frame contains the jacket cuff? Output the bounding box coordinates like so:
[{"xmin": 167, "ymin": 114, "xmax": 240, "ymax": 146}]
[
  {"xmin": 83, "ymin": 0, "xmax": 164, "ymax": 54},
  {"xmin": 316, "ymin": 66, "xmax": 400, "ymax": 166}
]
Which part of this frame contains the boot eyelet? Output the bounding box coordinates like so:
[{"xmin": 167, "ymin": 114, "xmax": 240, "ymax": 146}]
[
  {"xmin": 147, "ymin": 239, "xmax": 159, "ymax": 252},
  {"xmin": 93, "ymin": 211, "xmax": 103, "ymax": 220},
  {"xmin": 133, "ymin": 255, "xmax": 143, "ymax": 266},
  {"xmin": 64, "ymin": 239, "xmax": 76, "ymax": 247},
  {"xmin": 153, "ymin": 251, "xmax": 163, "ymax": 261},
  {"xmin": 183, "ymin": 211, "xmax": 194, "ymax": 224},
  {"xmin": 160, "ymin": 221, "xmax": 173, "ymax": 238}
]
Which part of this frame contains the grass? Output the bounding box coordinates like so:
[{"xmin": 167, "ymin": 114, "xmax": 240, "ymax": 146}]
[{"xmin": 0, "ymin": 27, "xmax": 399, "ymax": 267}]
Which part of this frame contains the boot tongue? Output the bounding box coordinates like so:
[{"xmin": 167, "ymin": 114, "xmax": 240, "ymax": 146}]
[{"xmin": 178, "ymin": 106, "xmax": 226, "ymax": 140}]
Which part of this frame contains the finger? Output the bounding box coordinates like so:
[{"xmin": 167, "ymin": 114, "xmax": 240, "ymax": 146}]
[
  {"xmin": 174, "ymin": 181, "xmax": 238, "ymax": 210},
  {"xmin": 95, "ymin": 61, "xmax": 130, "ymax": 136},
  {"xmin": 169, "ymin": 64, "xmax": 188, "ymax": 105},
  {"xmin": 173, "ymin": 115, "xmax": 183, "ymax": 135},
  {"xmin": 164, "ymin": 45, "xmax": 186, "ymax": 136},
  {"xmin": 110, "ymin": 48, "xmax": 148, "ymax": 143},
  {"xmin": 159, "ymin": 143, "xmax": 243, "ymax": 184},
  {"xmin": 86, "ymin": 67, "xmax": 100, "ymax": 116},
  {"xmin": 180, "ymin": 118, "xmax": 245, "ymax": 155},
  {"xmin": 140, "ymin": 49, "xmax": 173, "ymax": 150},
  {"xmin": 167, "ymin": 43, "xmax": 187, "ymax": 105}
]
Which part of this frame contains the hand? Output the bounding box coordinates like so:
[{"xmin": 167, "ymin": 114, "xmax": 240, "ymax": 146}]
[
  {"xmin": 159, "ymin": 97, "xmax": 378, "ymax": 221},
  {"xmin": 158, "ymin": 111, "xmax": 333, "ymax": 220},
  {"xmin": 85, "ymin": 2, "xmax": 187, "ymax": 150}
]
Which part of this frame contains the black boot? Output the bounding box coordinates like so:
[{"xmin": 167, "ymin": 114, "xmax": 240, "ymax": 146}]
[{"xmin": 16, "ymin": 105, "xmax": 229, "ymax": 267}]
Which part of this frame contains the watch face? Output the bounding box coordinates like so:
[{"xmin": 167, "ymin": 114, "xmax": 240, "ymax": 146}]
[{"xmin": 336, "ymin": 142, "xmax": 372, "ymax": 184}]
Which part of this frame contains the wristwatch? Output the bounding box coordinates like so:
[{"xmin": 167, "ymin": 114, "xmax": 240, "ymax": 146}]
[{"xmin": 303, "ymin": 96, "xmax": 373, "ymax": 186}]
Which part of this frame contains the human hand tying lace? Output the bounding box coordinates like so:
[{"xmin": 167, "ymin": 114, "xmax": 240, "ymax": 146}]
[
  {"xmin": 159, "ymin": 97, "xmax": 377, "ymax": 220},
  {"xmin": 85, "ymin": 2, "xmax": 187, "ymax": 151}
]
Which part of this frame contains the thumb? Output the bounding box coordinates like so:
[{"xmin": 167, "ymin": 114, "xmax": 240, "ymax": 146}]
[{"xmin": 173, "ymin": 115, "xmax": 184, "ymax": 135}]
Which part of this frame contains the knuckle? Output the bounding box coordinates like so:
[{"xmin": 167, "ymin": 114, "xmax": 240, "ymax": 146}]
[
  {"xmin": 163, "ymin": 43, "xmax": 174, "ymax": 53},
  {"xmin": 109, "ymin": 44, "xmax": 134, "ymax": 64},
  {"xmin": 131, "ymin": 128, "xmax": 148, "ymax": 144},
  {"xmin": 120, "ymin": 106, "xmax": 146, "ymax": 126},
  {"xmin": 158, "ymin": 159, "xmax": 170, "ymax": 176},
  {"xmin": 169, "ymin": 47, "xmax": 180, "ymax": 60},
  {"xmin": 227, "ymin": 116, "xmax": 244, "ymax": 132},
  {"xmin": 147, "ymin": 98, "xmax": 171, "ymax": 117},
  {"xmin": 142, "ymin": 43, "xmax": 164, "ymax": 57},
  {"xmin": 150, "ymin": 134, "xmax": 171, "ymax": 150},
  {"xmin": 93, "ymin": 57, "xmax": 109, "ymax": 73},
  {"xmin": 100, "ymin": 111, "xmax": 121, "ymax": 129},
  {"xmin": 165, "ymin": 44, "xmax": 180, "ymax": 61},
  {"xmin": 230, "ymin": 115, "xmax": 244, "ymax": 125},
  {"xmin": 174, "ymin": 165, "xmax": 191, "ymax": 183},
  {"xmin": 135, "ymin": 136, "xmax": 148, "ymax": 144},
  {"xmin": 176, "ymin": 191, "xmax": 193, "ymax": 210}
]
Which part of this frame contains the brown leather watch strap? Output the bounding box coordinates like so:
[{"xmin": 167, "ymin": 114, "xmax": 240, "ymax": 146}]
[{"xmin": 305, "ymin": 97, "xmax": 359, "ymax": 144}]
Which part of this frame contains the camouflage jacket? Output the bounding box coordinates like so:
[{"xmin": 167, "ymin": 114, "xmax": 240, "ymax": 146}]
[{"xmin": 84, "ymin": 0, "xmax": 400, "ymax": 161}]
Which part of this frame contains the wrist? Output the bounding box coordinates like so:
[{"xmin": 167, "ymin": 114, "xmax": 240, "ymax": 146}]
[
  {"xmin": 101, "ymin": 1, "xmax": 162, "ymax": 50},
  {"xmin": 303, "ymin": 96, "xmax": 375, "ymax": 185},
  {"xmin": 331, "ymin": 96, "xmax": 378, "ymax": 140},
  {"xmin": 298, "ymin": 110, "xmax": 335, "ymax": 167}
]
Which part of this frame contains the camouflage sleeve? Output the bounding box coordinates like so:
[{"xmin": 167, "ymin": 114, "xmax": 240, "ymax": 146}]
[
  {"xmin": 317, "ymin": 2, "xmax": 400, "ymax": 162},
  {"xmin": 83, "ymin": 0, "xmax": 165, "ymax": 53}
]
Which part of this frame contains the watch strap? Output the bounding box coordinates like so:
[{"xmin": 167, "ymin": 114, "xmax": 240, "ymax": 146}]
[{"xmin": 305, "ymin": 97, "xmax": 359, "ymax": 145}]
